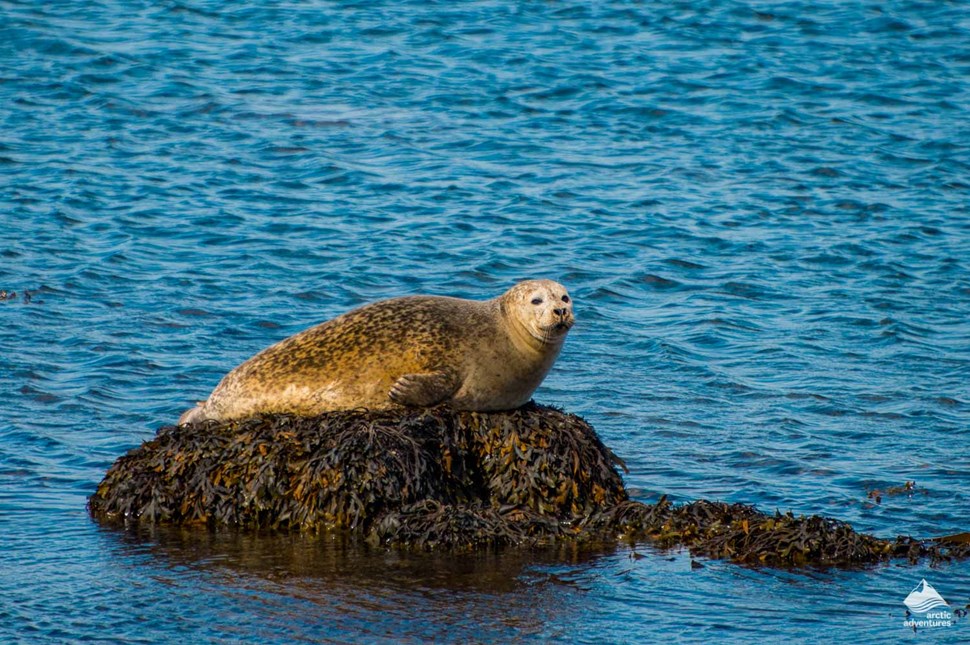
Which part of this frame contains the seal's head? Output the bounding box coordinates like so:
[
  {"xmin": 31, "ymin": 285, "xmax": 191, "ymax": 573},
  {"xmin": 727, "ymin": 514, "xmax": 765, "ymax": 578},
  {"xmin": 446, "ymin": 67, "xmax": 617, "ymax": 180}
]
[{"xmin": 500, "ymin": 279, "xmax": 575, "ymax": 347}]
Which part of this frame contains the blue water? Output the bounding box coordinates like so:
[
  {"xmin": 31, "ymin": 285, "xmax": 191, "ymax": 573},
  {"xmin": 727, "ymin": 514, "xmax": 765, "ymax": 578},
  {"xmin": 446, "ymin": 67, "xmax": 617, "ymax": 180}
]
[{"xmin": 2, "ymin": 0, "xmax": 969, "ymax": 641}]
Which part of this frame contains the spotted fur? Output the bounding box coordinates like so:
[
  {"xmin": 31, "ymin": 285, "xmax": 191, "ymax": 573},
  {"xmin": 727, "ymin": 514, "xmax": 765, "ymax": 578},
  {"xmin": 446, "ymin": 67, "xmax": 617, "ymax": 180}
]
[{"xmin": 179, "ymin": 279, "xmax": 574, "ymax": 423}]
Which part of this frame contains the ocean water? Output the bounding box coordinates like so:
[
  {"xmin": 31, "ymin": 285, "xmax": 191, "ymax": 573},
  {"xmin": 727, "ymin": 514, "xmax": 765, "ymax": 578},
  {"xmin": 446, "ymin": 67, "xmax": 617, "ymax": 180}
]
[{"xmin": 2, "ymin": 0, "xmax": 969, "ymax": 641}]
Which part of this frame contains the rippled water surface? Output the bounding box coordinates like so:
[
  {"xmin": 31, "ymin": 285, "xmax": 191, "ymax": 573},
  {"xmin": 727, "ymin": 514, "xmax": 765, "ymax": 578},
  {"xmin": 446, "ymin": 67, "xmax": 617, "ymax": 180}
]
[{"xmin": 3, "ymin": 0, "xmax": 969, "ymax": 642}]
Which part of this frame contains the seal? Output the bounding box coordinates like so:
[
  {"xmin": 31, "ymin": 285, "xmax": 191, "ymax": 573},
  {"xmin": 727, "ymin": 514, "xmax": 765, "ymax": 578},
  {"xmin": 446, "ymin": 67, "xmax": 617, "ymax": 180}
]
[{"xmin": 178, "ymin": 279, "xmax": 574, "ymax": 423}]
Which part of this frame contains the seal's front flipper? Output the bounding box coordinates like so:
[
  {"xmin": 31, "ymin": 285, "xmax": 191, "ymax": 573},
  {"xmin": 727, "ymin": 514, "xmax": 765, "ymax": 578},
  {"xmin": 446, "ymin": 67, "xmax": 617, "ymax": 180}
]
[{"xmin": 389, "ymin": 370, "xmax": 459, "ymax": 407}]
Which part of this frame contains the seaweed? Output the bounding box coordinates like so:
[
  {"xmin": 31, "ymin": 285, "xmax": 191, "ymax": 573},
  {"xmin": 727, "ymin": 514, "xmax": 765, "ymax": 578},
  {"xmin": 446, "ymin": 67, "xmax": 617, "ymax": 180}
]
[{"xmin": 89, "ymin": 403, "xmax": 970, "ymax": 568}]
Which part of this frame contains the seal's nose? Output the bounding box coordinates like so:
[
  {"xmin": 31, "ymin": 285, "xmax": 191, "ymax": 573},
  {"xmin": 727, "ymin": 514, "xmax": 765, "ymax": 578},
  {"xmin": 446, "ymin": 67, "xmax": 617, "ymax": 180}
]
[{"xmin": 554, "ymin": 308, "xmax": 567, "ymax": 317}]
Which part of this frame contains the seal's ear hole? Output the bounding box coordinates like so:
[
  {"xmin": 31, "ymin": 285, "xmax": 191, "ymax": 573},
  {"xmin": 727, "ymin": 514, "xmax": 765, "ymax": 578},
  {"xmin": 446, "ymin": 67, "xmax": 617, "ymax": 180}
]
[
  {"xmin": 561, "ymin": 295, "xmax": 570, "ymax": 303},
  {"xmin": 531, "ymin": 297, "xmax": 543, "ymax": 305}
]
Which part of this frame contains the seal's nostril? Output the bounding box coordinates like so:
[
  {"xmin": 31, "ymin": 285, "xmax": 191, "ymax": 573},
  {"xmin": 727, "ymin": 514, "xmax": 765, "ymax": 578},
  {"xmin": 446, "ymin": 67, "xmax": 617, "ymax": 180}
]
[{"xmin": 554, "ymin": 308, "xmax": 566, "ymax": 316}]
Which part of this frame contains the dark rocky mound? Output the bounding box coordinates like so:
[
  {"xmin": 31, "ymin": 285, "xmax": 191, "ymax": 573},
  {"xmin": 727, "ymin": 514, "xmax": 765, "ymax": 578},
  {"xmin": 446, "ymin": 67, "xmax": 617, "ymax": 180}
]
[{"xmin": 89, "ymin": 404, "xmax": 970, "ymax": 567}]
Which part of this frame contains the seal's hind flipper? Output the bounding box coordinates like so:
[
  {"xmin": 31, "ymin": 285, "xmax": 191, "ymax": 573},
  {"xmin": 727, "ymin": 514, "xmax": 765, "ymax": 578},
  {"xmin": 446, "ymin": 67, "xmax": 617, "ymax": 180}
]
[
  {"xmin": 178, "ymin": 402, "xmax": 207, "ymax": 425},
  {"xmin": 389, "ymin": 370, "xmax": 459, "ymax": 407}
]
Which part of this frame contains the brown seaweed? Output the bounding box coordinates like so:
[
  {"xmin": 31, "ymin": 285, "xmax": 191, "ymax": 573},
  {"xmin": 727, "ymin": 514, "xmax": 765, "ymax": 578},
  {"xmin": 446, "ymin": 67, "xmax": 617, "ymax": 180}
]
[{"xmin": 89, "ymin": 403, "xmax": 970, "ymax": 568}]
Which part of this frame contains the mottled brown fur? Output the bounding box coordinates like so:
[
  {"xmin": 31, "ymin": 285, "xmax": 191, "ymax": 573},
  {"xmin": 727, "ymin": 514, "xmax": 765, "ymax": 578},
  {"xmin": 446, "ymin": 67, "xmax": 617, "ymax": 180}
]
[{"xmin": 179, "ymin": 280, "xmax": 574, "ymax": 423}]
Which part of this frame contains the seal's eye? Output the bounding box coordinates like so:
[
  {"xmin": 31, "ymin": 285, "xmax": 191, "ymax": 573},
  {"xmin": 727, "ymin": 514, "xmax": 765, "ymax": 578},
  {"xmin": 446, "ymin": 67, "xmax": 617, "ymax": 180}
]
[
  {"xmin": 531, "ymin": 297, "xmax": 543, "ymax": 305},
  {"xmin": 561, "ymin": 295, "xmax": 570, "ymax": 303}
]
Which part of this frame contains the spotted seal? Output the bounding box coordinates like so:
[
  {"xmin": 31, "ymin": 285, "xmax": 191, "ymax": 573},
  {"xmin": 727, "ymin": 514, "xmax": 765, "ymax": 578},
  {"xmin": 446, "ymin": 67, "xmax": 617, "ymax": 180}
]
[{"xmin": 178, "ymin": 279, "xmax": 574, "ymax": 423}]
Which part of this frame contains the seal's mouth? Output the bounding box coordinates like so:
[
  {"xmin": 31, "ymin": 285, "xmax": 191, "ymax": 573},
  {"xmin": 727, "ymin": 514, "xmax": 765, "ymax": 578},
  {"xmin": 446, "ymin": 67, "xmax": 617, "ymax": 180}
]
[{"xmin": 539, "ymin": 317, "xmax": 574, "ymax": 338}]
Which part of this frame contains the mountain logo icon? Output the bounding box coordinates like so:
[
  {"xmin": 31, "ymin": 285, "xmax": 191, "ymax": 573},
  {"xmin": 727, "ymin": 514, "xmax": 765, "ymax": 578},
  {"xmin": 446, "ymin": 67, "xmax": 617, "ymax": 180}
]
[{"xmin": 903, "ymin": 579, "xmax": 949, "ymax": 614}]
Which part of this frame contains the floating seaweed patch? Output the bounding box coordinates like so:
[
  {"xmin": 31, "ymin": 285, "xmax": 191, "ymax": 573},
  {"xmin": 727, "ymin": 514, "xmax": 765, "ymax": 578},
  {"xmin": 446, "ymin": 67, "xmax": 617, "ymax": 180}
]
[
  {"xmin": 866, "ymin": 480, "xmax": 924, "ymax": 505},
  {"xmin": 89, "ymin": 404, "xmax": 970, "ymax": 568},
  {"xmin": 0, "ymin": 288, "xmax": 37, "ymax": 303}
]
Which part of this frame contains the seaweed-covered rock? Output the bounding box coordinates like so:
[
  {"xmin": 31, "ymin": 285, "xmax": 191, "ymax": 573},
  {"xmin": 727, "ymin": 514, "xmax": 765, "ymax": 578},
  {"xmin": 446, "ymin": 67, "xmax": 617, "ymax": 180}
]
[
  {"xmin": 90, "ymin": 404, "xmax": 627, "ymax": 542},
  {"xmin": 589, "ymin": 497, "xmax": 970, "ymax": 568},
  {"xmin": 89, "ymin": 404, "xmax": 970, "ymax": 567}
]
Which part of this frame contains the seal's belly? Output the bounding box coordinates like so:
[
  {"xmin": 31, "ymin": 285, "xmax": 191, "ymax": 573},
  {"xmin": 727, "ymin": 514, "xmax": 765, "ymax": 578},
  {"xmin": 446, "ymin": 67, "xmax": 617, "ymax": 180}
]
[
  {"xmin": 271, "ymin": 374, "xmax": 397, "ymax": 413},
  {"xmin": 452, "ymin": 365, "xmax": 545, "ymax": 411},
  {"xmin": 451, "ymin": 388, "xmax": 532, "ymax": 412}
]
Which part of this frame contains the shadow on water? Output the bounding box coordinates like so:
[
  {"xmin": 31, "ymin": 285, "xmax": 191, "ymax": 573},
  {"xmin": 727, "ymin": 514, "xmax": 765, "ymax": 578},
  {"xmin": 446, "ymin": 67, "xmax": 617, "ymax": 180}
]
[
  {"xmin": 107, "ymin": 523, "xmax": 621, "ymax": 590},
  {"xmin": 94, "ymin": 523, "xmax": 630, "ymax": 640}
]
